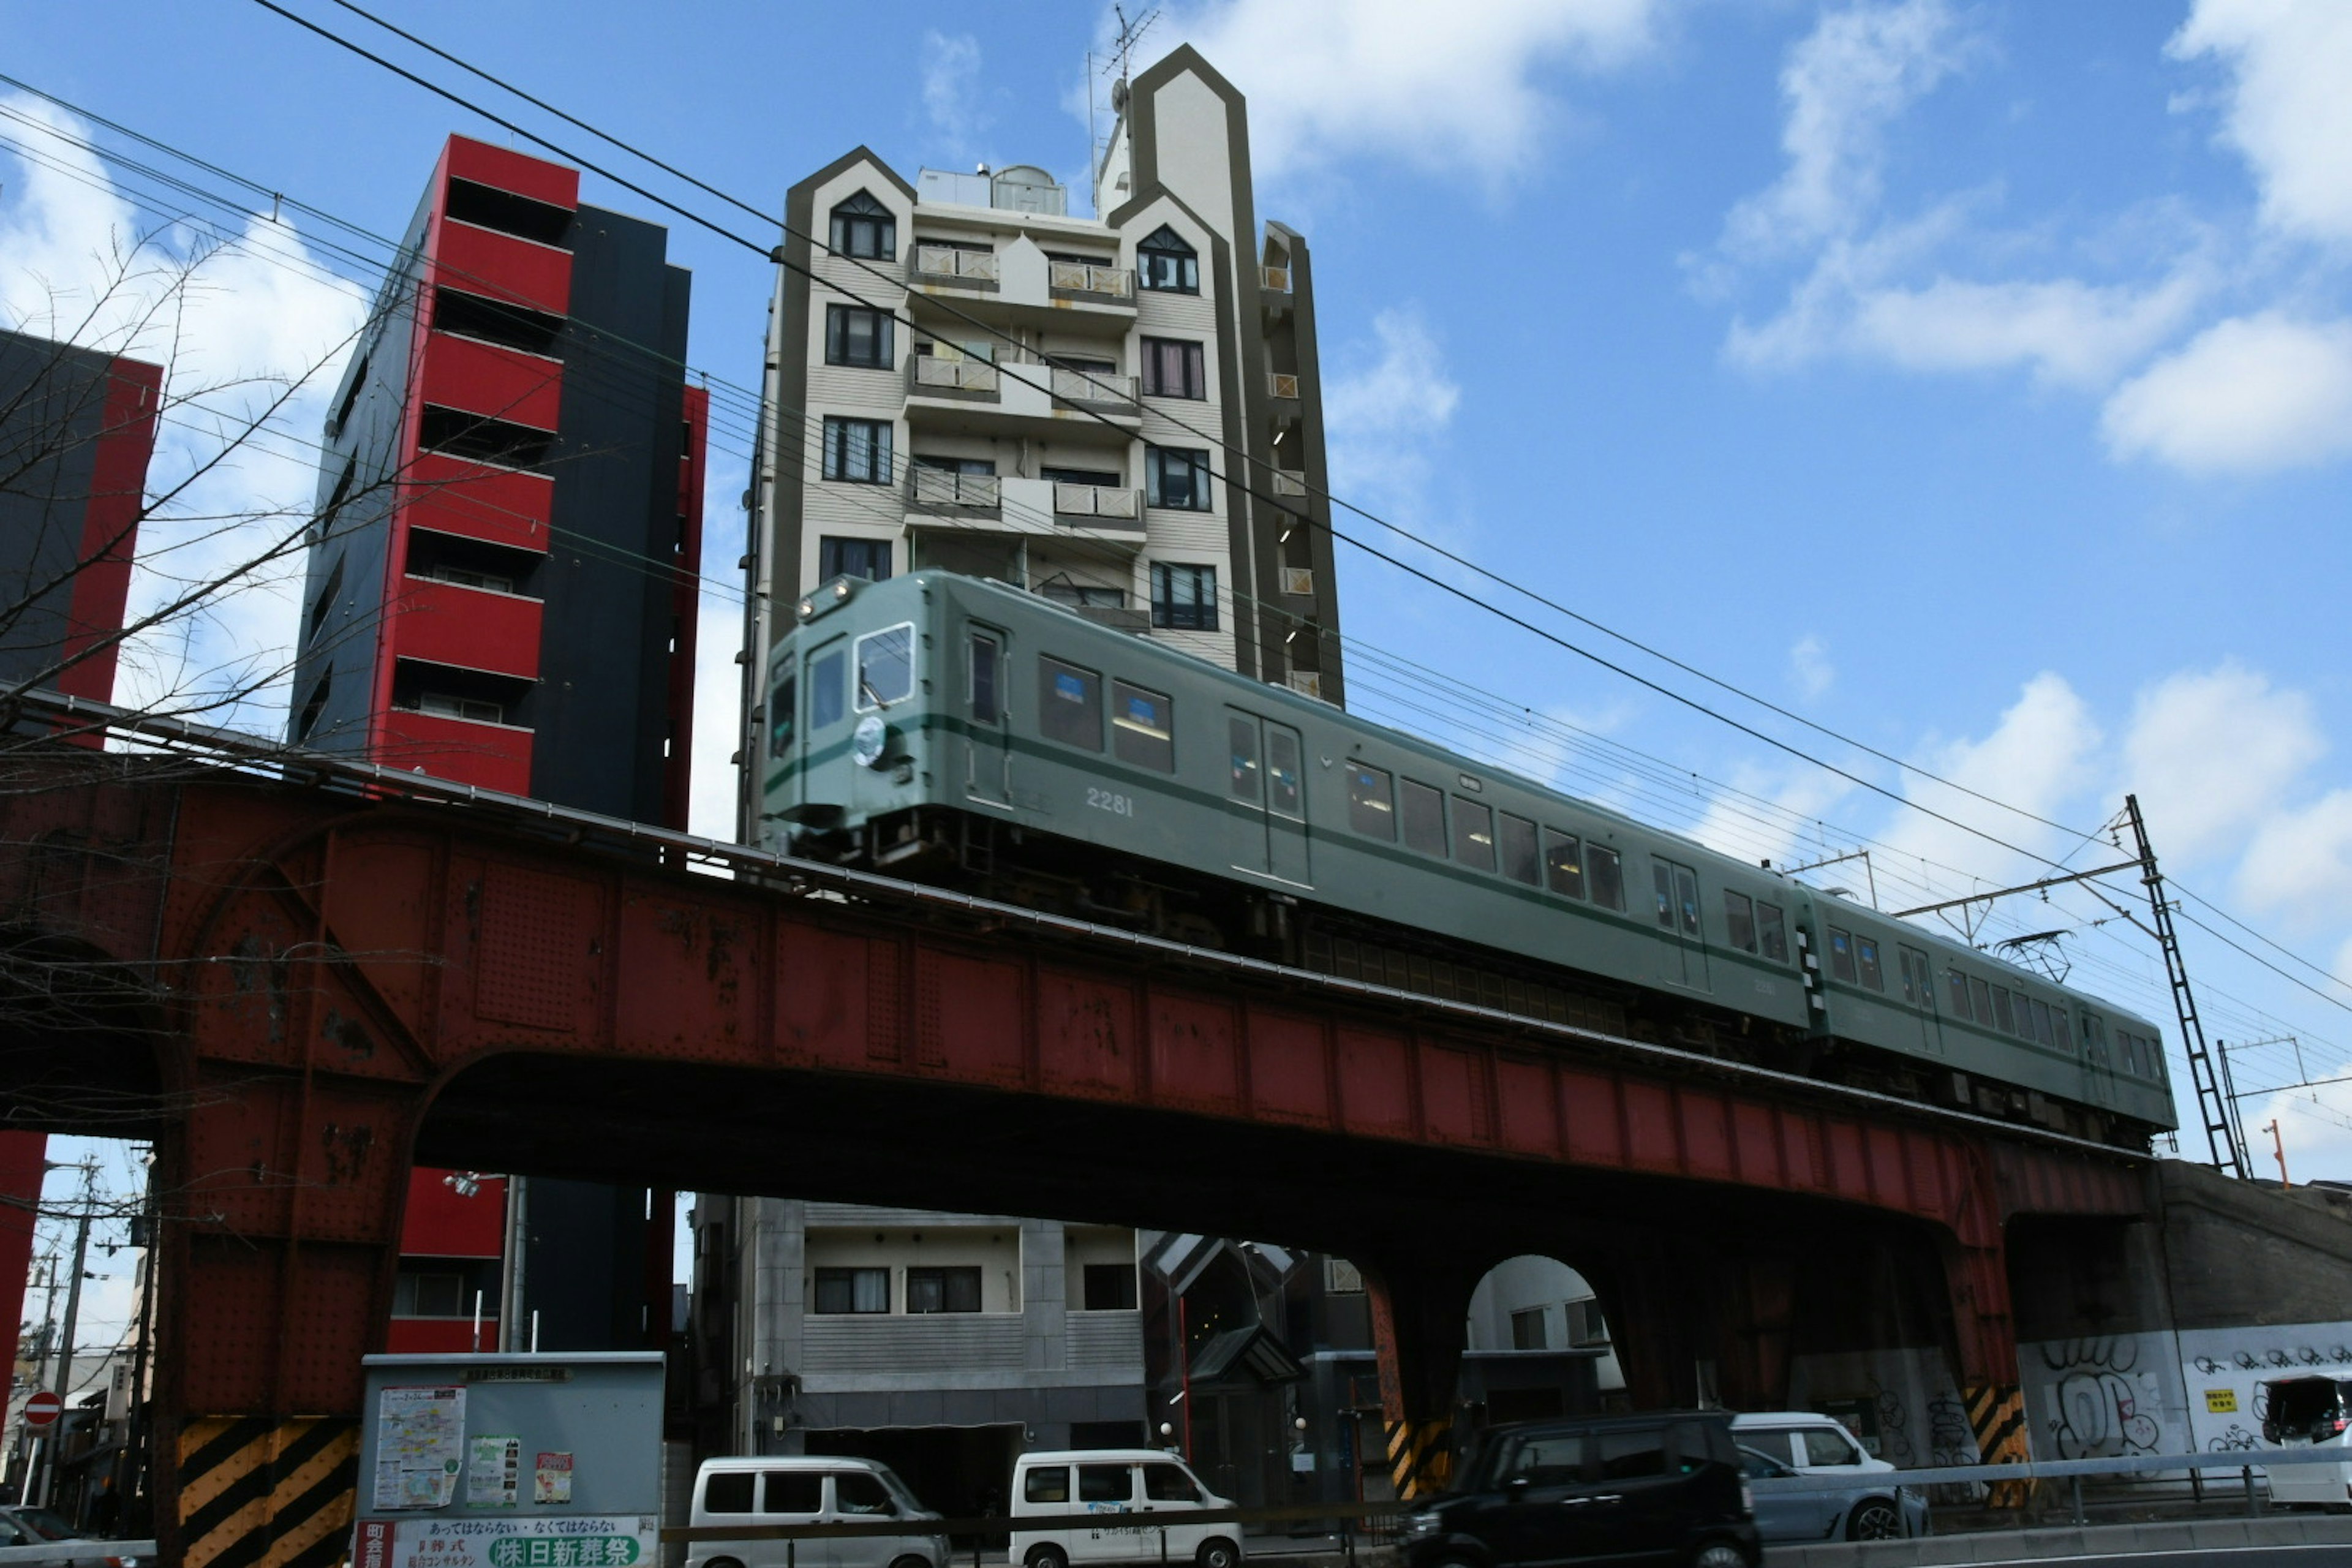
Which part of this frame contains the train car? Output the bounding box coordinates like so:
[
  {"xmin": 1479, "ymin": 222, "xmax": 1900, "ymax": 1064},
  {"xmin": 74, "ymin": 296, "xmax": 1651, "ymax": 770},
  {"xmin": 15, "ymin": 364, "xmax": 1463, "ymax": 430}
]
[{"xmin": 759, "ymin": 571, "xmax": 2176, "ymax": 1144}]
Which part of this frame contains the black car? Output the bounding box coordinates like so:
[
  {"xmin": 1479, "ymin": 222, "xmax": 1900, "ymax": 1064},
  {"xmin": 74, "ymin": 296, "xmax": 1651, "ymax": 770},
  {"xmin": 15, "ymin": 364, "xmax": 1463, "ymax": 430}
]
[{"xmin": 1400, "ymin": 1412, "xmax": 1760, "ymax": 1568}]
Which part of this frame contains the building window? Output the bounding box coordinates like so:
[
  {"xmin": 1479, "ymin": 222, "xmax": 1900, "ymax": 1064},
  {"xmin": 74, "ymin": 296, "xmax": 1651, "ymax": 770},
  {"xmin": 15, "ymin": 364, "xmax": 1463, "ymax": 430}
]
[
  {"xmin": 829, "ymin": 190, "xmax": 897, "ymax": 260},
  {"xmin": 1082, "ymin": 1263, "xmax": 1137, "ymax": 1310},
  {"xmin": 1142, "ymin": 337, "xmax": 1207, "ymax": 399},
  {"xmin": 1040, "ymin": 581, "xmax": 1127, "ymax": 609},
  {"xmin": 1565, "ymin": 1298, "xmax": 1610, "ymax": 1345},
  {"xmin": 824, "ymin": 304, "xmax": 894, "ymax": 368},
  {"xmin": 906, "ymin": 1266, "xmax": 982, "ymax": 1313},
  {"xmin": 818, "ymin": 535, "xmax": 892, "ymax": 582},
  {"xmin": 1151, "ymin": 563, "xmax": 1217, "ymax": 630},
  {"xmin": 1146, "ymin": 447, "xmax": 1213, "ymax": 510},
  {"xmin": 1510, "ymin": 1308, "xmax": 1548, "ymax": 1350},
  {"xmin": 393, "ymin": 1271, "xmax": 467, "ymax": 1317},
  {"xmin": 813, "ymin": 1267, "xmax": 889, "ymax": 1314},
  {"xmin": 821, "ymin": 418, "xmax": 893, "ymax": 484},
  {"xmin": 1137, "ymin": 225, "xmax": 1200, "ymax": 293}
]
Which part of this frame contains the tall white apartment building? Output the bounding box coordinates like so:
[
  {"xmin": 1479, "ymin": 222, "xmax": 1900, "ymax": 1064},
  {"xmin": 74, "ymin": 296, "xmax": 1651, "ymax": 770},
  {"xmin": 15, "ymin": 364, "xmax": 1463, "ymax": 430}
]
[{"xmin": 735, "ymin": 46, "xmax": 1343, "ymax": 835}]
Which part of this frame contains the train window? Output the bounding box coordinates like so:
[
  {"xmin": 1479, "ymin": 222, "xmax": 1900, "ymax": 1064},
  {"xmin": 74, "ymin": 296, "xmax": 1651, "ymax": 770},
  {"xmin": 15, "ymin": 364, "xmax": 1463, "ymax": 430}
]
[
  {"xmin": 1348, "ymin": 764, "xmax": 1395, "ymax": 839},
  {"xmin": 1227, "ymin": 716, "xmax": 1262, "ymax": 800},
  {"xmin": 1588, "ymin": 844, "xmax": 1625, "ymax": 911},
  {"xmin": 1759, "ymin": 902, "xmax": 1789, "ymax": 962},
  {"xmin": 1652, "ymin": 863, "xmax": 1675, "ymax": 930},
  {"xmin": 809, "ymin": 646, "xmax": 846, "ymax": 730},
  {"xmin": 1267, "ymin": 726, "xmax": 1304, "ymax": 818},
  {"xmin": 2031, "ymin": 998, "xmax": 2054, "ymax": 1047},
  {"xmin": 1453, "ymin": 799, "xmax": 1496, "ymax": 872},
  {"xmin": 1675, "ymin": 866, "xmax": 1701, "ymax": 938},
  {"xmin": 1724, "ymin": 891, "xmax": 1756, "ymax": 953},
  {"xmin": 1946, "ymin": 970, "xmax": 1972, "ymax": 1022},
  {"xmin": 1826, "ymin": 927, "xmax": 1857, "ymax": 983},
  {"xmin": 767, "ymin": 669, "xmax": 796, "ymax": 759},
  {"xmin": 854, "ymin": 623, "xmax": 914, "ymax": 710},
  {"xmin": 2049, "ymin": 1006, "xmax": 2070, "ymax": 1052},
  {"xmin": 1856, "ymin": 937, "xmax": 1883, "ymax": 991},
  {"xmin": 1401, "ymin": 780, "xmax": 1446, "ymax": 856},
  {"xmin": 1112, "ymin": 682, "xmax": 1175, "ymax": 772},
  {"xmin": 1543, "ymin": 831, "xmax": 1585, "ymax": 899},
  {"xmin": 1899, "ymin": 946, "xmax": 1929, "ymax": 1006},
  {"xmin": 1655, "ymin": 861, "xmax": 1700, "ymax": 938},
  {"xmin": 1038, "ymin": 657, "xmax": 1103, "ymax": 751},
  {"xmin": 2084, "ymin": 1013, "xmax": 2109, "ymax": 1065},
  {"xmin": 1969, "ymin": 977, "xmax": 1994, "ymax": 1029},
  {"xmin": 969, "ymin": 633, "xmax": 1001, "ymax": 723},
  {"xmin": 1990, "ymin": 986, "xmax": 2016, "ymax": 1035},
  {"xmin": 1498, "ymin": 813, "xmax": 1539, "ymax": 885}
]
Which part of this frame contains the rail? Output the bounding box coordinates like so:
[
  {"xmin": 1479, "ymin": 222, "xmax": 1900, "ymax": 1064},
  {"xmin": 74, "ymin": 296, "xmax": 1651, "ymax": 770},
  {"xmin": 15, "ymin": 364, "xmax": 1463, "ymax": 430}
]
[{"xmin": 4, "ymin": 687, "xmax": 2157, "ymax": 1163}]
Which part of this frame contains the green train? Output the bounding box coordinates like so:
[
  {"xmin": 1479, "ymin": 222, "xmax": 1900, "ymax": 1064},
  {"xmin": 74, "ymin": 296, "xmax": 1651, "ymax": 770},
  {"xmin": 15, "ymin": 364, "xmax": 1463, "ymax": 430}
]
[{"xmin": 760, "ymin": 570, "xmax": 2177, "ymax": 1144}]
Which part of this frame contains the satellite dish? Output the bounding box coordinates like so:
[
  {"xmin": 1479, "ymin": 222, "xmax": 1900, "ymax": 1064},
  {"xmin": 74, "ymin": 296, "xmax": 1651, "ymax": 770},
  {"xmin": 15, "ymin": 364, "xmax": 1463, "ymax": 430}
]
[{"xmin": 1110, "ymin": 78, "xmax": 1129, "ymax": 111}]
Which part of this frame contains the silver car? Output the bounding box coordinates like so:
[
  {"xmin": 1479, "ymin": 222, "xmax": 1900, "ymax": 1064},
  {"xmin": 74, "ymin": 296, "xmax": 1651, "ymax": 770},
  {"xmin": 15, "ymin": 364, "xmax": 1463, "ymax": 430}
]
[{"xmin": 1738, "ymin": 1442, "xmax": 1927, "ymax": 1543}]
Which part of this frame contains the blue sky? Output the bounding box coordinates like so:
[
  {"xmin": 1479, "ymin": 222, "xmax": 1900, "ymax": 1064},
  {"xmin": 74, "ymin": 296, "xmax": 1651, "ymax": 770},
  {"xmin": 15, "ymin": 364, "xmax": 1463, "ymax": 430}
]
[{"xmin": 6, "ymin": 0, "xmax": 2352, "ymax": 1255}]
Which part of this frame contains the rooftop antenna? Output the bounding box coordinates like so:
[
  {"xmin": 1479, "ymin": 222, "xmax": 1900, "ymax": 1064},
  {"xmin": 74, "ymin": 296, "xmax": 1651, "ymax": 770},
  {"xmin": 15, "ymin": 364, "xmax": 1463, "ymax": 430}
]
[{"xmin": 1107, "ymin": 6, "xmax": 1159, "ymax": 89}]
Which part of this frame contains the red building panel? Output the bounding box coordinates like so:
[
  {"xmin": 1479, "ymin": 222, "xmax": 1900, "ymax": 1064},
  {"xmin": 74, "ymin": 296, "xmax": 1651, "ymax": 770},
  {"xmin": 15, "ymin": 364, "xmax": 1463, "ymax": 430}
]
[
  {"xmin": 443, "ymin": 135, "xmax": 578, "ymax": 212},
  {"xmin": 398, "ymin": 1167, "xmax": 507, "ymax": 1257},
  {"xmin": 376, "ymin": 709, "xmax": 532, "ymax": 793},
  {"xmin": 392, "ymin": 576, "xmax": 542, "ymax": 680},
  {"xmin": 385, "ymin": 1317, "xmax": 499, "ymax": 1355},
  {"xmin": 402, "ymin": 454, "xmax": 553, "ymax": 554},
  {"xmin": 418, "ymin": 333, "xmax": 563, "ymax": 434},
  {"xmin": 58, "ymin": 354, "xmax": 162, "ymax": 702},
  {"xmin": 432, "ymin": 221, "xmax": 572, "ymax": 318}
]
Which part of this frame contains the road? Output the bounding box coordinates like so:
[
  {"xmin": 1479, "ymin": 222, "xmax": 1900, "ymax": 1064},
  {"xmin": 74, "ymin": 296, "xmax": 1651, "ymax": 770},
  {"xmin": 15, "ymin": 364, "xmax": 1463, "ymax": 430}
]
[{"xmin": 1941, "ymin": 1548, "xmax": 2352, "ymax": 1567}]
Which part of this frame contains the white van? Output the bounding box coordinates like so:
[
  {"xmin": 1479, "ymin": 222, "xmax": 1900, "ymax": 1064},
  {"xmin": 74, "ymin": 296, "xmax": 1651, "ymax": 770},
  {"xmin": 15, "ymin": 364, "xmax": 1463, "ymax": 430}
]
[
  {"xmin": 687, "ymin": 1455, "xmax": 950, "ymax": 1568},
  {"xmin": 2261, "ymin": 1374, "xmax": 2352, "ymax": 1506},
  {"xmin": 1009, "ymin": 1449, "xmax": 1240, "ymax": 1568}
]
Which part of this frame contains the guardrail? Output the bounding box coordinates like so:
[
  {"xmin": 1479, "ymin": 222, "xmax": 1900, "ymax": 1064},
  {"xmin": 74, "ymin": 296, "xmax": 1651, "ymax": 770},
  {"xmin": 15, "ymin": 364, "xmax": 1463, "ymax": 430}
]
[
  {"xmin": 0, "ymin": 1542, "xmax": 156, "ymax": 1564},
  {"xmin": 1751, "ymin": 1445, "xmax": 2352, "ymax": 1528}
]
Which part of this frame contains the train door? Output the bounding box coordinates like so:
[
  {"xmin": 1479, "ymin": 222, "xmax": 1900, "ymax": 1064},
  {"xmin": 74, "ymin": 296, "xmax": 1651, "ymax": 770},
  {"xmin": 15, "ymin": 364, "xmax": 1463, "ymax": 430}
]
[
  {"xmin": 1223, "ymin": 709, "xmax": 1311, "ymax": 884},
  {"xmin": 1649, "ymin": 857, "xmax": 1710, "ymax": 990},
  {"xmin": 1897, "ymin": 945, "xmax": 1944, "ymax": 1055},
  {"xmin": 965, "ymin": 625, "xmax": 1009, "ymax": 805},
  {"xmin": 2081, "ymin": 1011, "xmax": 2119, "ymax": 1110}
]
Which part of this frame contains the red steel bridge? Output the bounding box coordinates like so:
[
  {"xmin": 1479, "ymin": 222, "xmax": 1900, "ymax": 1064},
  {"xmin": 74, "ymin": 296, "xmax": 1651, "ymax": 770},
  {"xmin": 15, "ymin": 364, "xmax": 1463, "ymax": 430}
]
[{"xmin": 0, "ymin": 701, "xmax": 2147, "ymax": 1567}]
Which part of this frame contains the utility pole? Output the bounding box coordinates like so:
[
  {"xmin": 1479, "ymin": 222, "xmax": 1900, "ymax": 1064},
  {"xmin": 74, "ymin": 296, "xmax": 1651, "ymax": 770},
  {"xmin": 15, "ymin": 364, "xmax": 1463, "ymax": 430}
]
[
  {"xmin": 50, "ymin": 1163, "xmax": 95, "ymax": 1406},
  {"xmin": 2266, "ymin": 1120, "xmax": 2290, "ymax": 1188},
  {"xmin": 2125, "ymin": 796, "xmax": 2244, "ymax": 1177}
]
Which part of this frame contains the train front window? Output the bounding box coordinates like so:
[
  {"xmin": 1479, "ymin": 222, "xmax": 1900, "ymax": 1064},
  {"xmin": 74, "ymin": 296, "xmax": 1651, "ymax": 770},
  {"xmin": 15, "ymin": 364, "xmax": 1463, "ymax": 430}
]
[
  {"xmin": 1498, "ymin": 814, "xmax": 1539, "ymax": 886},
  {"xmin": 855, "ymin": 624, "xmax": 914, "ymax": 710},
  {"xmin": 970, "ymin": 633, "xmax": 1001, "ymax": 723},
  {"xmin": 1724, "ymin": 891, "xmax": 1755, "ymax": 952},
  {"xmin": 1266, "ymin": 726, "xmax": 1303, "ymax": 818},
  {"xmin": 1453, "ymin": 799, "xmax": 1496, "ymax": 872},
  {"xmin": 1856, "ymin": 937, "xmax": 1883, "ymax": 991},
  {"xmin": 767, "ymin": 669, "xmax": 796, "ymax": 759},
  {"xmin": 1228, "ymin": 717, "xmax": 1262, "ymax": 801},
  {"xmin": 809, "ymin": 647, "xmax": 846, "ymax": 730},
  {"xmin": 1401, "ymin": 780, "xmax": 1446, "ymax": 856},
  {"xmin": 1544, "ymin": 831, "xmax": 1585, "ymax": 899},
  {"xmin": 1588, "ymin": 845, "xmax": 1625, "ymax": 910},
  {"xmin": 1827, "ymin": 927, "xmax": 1856, "ymax": 983},
  {"xmin": 1039, "ymin": 657, "xmax": 1102, "ymax": 751},
  {"xmin": 1114, "ymin": 682, "xmax": 1175, "ymax": 772},
  {"xmin": 1758, "ymin": 903, "xmax": 1789, "ymax": 962},
  {"xmin": 1348, "ymin": 764, "xmax": 1395, "ymax": 839}
]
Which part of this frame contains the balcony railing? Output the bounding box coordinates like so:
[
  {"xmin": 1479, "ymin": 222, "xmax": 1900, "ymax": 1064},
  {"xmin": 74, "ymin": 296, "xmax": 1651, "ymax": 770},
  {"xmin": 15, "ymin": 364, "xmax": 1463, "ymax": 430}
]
[
  {"xmin": 908, "ymin": 354, "xmax": 1000, "ymax": 396},
  {"xmin": 908, "ymin": 469, "xmax": 1002, "ymax": 510},
  {"xmin": 1054, "ymin": 483, "xmax": 1142, "ymax": 524},
  {"xmin": 911, "ymin": 244, "xmax": 1000, "ymax": 284},
  {"xmin": 1050, "ymin": 366, "xmax": 1137, "ymax": 409},
  {"xmin": 1270, "ymin": 470, "xmax": 1309, "ymax": 498},
  {"xmin": 1048, "ymin": 261, "xmax": 1133, "ymax": 300},
  {"xmin": 1268, "ymin": 371, "xmax": 1300, "ymax": 400},
  {"xmin": 1262, "ymin": 265, "xmax": 1293, "ymax": 293}
]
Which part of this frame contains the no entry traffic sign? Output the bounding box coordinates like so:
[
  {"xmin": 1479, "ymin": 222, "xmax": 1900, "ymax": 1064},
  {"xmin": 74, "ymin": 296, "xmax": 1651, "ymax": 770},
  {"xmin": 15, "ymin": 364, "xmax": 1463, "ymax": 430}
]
[{"xmin": 21, "ymin": 1390, "xmax": 61, "ymax": 1428}]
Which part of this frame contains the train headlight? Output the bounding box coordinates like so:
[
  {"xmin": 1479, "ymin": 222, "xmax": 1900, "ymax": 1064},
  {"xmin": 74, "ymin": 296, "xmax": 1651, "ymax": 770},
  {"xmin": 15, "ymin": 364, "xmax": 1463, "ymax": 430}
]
[{"xmin": 853, "ymin": 714, "xmax": 890, "ymax": 769}]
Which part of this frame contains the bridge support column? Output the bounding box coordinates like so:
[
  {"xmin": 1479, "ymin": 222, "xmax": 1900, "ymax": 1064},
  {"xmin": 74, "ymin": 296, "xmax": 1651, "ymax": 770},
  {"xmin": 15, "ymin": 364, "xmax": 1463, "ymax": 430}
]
[
  {"xmin": 1945, "ymin": 1228, "xmax": 2029, "ymax": 1502},
  {"xmin": 1364, "ymin": 1260, "xmax": 1479, "ymax": 1498},
  {"xmin": 1713, "ymin": 1253, "xmax": 1795, "ymax": 1412}
]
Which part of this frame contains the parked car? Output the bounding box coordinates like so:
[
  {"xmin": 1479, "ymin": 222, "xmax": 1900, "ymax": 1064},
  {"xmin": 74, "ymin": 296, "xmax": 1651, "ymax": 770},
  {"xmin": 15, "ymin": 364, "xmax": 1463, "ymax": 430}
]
[
  {"xmin": 1727, "ymin": 1413, "xmax": 1925, "ymax": 1540},
  {"xmin": 1398, "ymin": 1411, "xmax": 1758, "ymax": 1568},
  {"xmin": 2261, "ymin": 1374, "xmax": 2352, "ymax": 1507},
  {"xmin": 1009, "ymin": 1449, "xmax": 1238, "ymax": 1568},
  {"xmin": 685, "ymin": 1456, "xmax": 949, "ymax": 1568},
  {"xmin": 0, "ymin": 1505, "xmax": 143, "ymax": 1567}
]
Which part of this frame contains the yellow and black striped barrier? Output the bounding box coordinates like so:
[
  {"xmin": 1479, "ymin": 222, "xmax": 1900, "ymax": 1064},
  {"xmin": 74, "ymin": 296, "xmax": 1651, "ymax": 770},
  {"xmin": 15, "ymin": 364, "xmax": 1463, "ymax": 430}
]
[
  {"xmin": 1962, "ymin": 1382, "xmax": 2031, "ymax": 1507},
  {"xmin": 178, "ymin": 1415, "xmax": 359, "ymax": 1568},
  {"xmin": 1385, "ymin": 1418, "xmax": 1453, "ymax": 1499}
]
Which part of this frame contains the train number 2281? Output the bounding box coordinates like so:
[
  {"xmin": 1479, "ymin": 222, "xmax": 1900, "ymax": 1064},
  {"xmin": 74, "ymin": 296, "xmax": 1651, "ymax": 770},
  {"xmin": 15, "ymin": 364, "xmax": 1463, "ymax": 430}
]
[{"xmin": 1086, "ymin": 786, "xmax": 1136, "ymax": 818}]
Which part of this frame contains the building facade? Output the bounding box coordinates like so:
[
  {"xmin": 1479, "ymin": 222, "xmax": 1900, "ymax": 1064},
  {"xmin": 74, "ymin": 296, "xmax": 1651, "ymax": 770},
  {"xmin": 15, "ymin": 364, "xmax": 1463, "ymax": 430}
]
[
  {"xmin": 287, "ymin": 133, "xmax": 707, "ymax": 1354},
  {"xmin": 736, "ymin": 46, "xmax": 1343, "ymax": 836}
]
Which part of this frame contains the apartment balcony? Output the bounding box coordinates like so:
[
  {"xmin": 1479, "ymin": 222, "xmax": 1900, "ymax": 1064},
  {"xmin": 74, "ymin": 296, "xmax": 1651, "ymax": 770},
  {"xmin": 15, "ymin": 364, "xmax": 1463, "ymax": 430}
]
[
  {"xmin": 910, "ymin": 243, "xmax": 1000, "ymax": 290},
  {"xmin": 418, "ymin": 331, "xmax": 564, "ymax": 434},
  {"xmin": 433, "ymin": 218, "xmax": 572, "ymax": 317},
  {"xmin": 799, "ymin": 1314, "xmax": 1028, "ymax": 1381},
  {"xmin": 394, "ymin": 576, "xmax": 543, "ymax": 680},
  {"xmin": 1267, "ymin": 370, "xmax": 1300, "ymax": 401},
  {"xmin": 1047, "ymin": 260, "xmax": 1133, "ymax": 307},
  {"xmin": 907, "ymin": 353, "xmax": 1000, "ymax": 402},
  {"xmin": 1270, "ymin": 469, "xmax": 1310, "ymax": 499},
  {"xmin": 1051, "ymin": 481, "xmax": 1143, "ymax": 530},
  {"xmin": 906, "ymin": 467, "xmax": 1001, "ymax": 513},
  {"xmin": 401, "ymin": 452, "xmax": 553, "ymax": 555},
  {"xmin": 905, "ymin": 355, "xmax": 1140, "ymax": 440},
  {"xmin": 1068, "ymin": 1310, "xmax": 1145, "ymax": 1371},
  {"xmin": 911, "ymin": 477, "xmax": 1146, "ymax": 545},
  {"xmin": 376, "ymin": 707, "xmax": 532, "ymax": 794},
  {"xmin": 1262, "ymin": 263, "xmax": 1294, "ymax": 321}
]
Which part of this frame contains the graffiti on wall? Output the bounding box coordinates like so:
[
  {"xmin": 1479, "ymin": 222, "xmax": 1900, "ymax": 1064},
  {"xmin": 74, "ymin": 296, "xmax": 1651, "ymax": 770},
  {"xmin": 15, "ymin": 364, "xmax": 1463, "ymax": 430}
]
[{"xmin": 2037, "ymin": 1338, "xmax": 2164, "ymax": 1458}]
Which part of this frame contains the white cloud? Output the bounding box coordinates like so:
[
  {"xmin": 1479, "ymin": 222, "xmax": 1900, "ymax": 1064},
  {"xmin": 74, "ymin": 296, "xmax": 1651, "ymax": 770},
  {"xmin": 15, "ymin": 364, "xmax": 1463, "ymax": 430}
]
[
  {"xmin": 2120, "ymin": 662, "xmax": 2325, "ymax": 865},
  {"xmin": 1147, "ymin": 0, "xmax": 1660, "ymax": 183},
  {"xmin": 2171, "ymin": 0, "xmax": 2352, "ymax": 248},
  {"xmin": 920, "ymin": 32, "xmax": 988, "ymax": 157},
  {"xmin": 1322, "ymin": 307, "xmax": 1461, "ymax": 505},
  {"xmin": 1789, "ymin": 633, "xmax": 1834, "ymax": 700},
  {"xmin": 1688, "ymin": 764, "xmax": 1853, "ymax": 871},
  {"xmin": 1880, "ymin": 672, "xmax": 2102, "ymax": 886},
  {"xmin": 1847, "ymin": 269, "xmax": 2209, "ymax": 388},
  {"xmin": 2236, "ymin": 788, "xmax": 2352, "ymax": 927},
  {"xmin": 1717, "ymin": 0, "xmax": 1974, "ymax": 262},
  {"xmin": 2101, "ymin": 311, "xmax": 2352, "ymax": 475},
  {"xmin": 0, "ymin": 93, "xmax": 366, "ymax": 730}
]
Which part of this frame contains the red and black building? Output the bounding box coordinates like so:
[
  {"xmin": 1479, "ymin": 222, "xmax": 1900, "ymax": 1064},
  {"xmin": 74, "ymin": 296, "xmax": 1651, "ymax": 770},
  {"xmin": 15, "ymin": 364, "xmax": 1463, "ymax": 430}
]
[{"xmin": 288, "ymin": 134, "xmax": 706, "ymax": 1352}]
